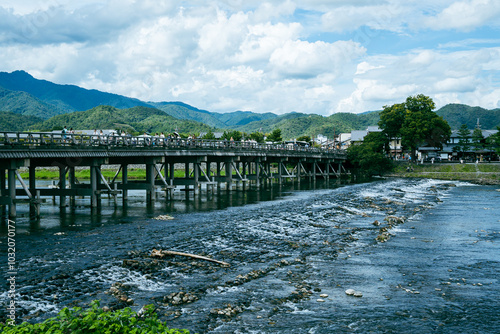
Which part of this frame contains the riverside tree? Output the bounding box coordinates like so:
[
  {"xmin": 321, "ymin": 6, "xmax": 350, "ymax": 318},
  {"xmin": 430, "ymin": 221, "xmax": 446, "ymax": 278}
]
[
  {"xmin": 347, "ymin": 132, "xmax": 392, "ymax": 177},
  {"xmin": 378, "ymin": 94, "xmax": 451, "ymax": 160}
]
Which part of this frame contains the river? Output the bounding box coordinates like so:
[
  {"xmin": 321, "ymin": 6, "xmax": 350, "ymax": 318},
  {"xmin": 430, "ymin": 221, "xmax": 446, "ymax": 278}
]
[{"xmin": 1, "ymin": 178, "xmax": 499, "ymax": 333}]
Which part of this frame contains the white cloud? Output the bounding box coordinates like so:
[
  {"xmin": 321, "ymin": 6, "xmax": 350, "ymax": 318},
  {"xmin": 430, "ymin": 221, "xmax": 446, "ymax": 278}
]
[
  {"xmin": 0, "ymin": 1, "xmax": 499, "ymax": 115},
  {"xmin": 423, "ymin": 0, "xmax": 500, "ymax": 31}
]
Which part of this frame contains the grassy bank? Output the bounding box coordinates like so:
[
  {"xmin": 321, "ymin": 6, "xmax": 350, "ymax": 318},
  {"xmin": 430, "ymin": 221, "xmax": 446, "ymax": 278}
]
[
  {"xmin": 18, "ymin": 167, "xmax": 232, "ymax": 181},
  {"xmin": 387, "ymin": 162, "xmax": 500, "ymax": 184}
]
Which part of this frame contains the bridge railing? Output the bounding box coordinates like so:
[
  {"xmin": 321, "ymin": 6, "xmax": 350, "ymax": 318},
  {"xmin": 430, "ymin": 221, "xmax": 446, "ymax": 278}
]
[{"xmin": 0, "ymin": 131, "xmax": 345, "ymax": 157}]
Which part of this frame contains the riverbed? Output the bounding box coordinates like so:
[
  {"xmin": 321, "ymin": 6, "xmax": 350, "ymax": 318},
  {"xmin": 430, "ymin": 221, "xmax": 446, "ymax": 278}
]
[{"xmin": 1, "ymin": 178, "xmax": 499, "ymax": 333}]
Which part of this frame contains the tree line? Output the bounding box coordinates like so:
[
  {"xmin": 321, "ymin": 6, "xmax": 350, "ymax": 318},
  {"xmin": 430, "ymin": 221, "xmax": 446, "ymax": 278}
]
[{"xmin": 347, "ymin": 94, "xmax": 500, "ymax": 177}]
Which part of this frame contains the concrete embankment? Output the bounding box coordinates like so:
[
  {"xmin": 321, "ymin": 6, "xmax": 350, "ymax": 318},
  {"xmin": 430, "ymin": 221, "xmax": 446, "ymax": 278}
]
[{"xmin": 385, "ymin": 162, "xmax": 500, "ymax": 185}]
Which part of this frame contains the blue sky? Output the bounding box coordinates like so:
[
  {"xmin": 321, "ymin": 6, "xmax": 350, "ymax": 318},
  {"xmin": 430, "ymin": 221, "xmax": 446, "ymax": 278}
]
[{"xmin": 0, "ymin": 0, "xmax": 499, "ymax": 115}]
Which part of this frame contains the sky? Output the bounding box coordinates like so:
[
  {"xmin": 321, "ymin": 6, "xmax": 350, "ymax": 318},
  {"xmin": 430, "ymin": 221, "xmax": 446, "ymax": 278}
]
[{"xmin": 0, "ymin": 0, "xmax": 499, "ymax": 115}]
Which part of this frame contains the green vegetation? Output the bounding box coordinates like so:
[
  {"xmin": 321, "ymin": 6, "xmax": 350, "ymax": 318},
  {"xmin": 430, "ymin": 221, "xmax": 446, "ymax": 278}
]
[
  {"xmin": 266, "ymin": 128, "xmax": 283, "ymax": 142},
  {"xmin": 390, "ymin": 162, "xmax": 500, "ymax": 184},
  {"xmin": 0, "ymin": 301, "xmax": 189, "ymax": 333},
  {"xmin": 235, "ymin": 111, "xmax": 380, "ymax": 140},
  {"xmin": 19, "ymin": 168, "xmax": 192, "ymax": 181},
  {"xmin": 30, "ymin": 105, "xmax": 213, "ymax": 135},
  {"xmin": 347, "ymin": 132, "xmax": 393, "ymax": 177},
  {"xmin": 0, "ymin": 111, "xmax": 43, "ymax": 131},
  {"xmin": 436, "ymin": 103, "xmax": 500, "ymax": 130},
  {"xmin": 379, "ymin": 94, "xmax": 451, "ymax": 160}
]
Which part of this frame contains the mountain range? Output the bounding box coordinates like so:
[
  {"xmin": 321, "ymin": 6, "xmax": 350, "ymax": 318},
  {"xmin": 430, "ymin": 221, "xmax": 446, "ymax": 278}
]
[{"xmin": 0, "ymin": 70, "xmax": 499, "ymax": 137}]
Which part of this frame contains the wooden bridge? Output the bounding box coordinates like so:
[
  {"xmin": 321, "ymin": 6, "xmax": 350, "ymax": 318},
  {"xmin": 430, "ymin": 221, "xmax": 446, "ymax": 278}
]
[{"xmin": 0, "ymin": 132, "xmax": 347, "ymax": 219}]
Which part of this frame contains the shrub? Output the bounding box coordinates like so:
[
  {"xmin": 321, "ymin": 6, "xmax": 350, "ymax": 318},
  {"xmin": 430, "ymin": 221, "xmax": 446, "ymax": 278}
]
[{"xmin": 0, "ymin": 301, "xmax": 189, "ymax": 334}]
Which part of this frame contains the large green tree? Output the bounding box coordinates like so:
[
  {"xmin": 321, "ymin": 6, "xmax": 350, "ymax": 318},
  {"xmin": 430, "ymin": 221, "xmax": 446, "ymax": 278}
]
[
  {"xmin": 347, "ymin": 132, "xmax": 392, "ymax": 177},
  {"xmin": 266, "ymin": 129, "xmax": 283, "ymax": 142},
  {"xmin": 471, "ymin": 127, "xmax": 484, "ymax": 153},
  {"xmin": 456, "ymin": 124, "xmax": 471, "ymax": 157},
  {"xmin": 379, "ymin": 94, "xmax": 451, "ymax": 160}
]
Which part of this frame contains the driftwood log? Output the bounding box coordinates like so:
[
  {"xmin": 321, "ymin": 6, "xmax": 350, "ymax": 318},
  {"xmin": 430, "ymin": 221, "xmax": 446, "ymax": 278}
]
[{"xmin": 150, "ymin": 249, "xmax": 230, "ymax": 267}]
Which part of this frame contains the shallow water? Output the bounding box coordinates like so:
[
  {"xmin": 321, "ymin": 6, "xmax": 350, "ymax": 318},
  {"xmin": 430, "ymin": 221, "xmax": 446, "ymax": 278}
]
[{"xmin": 1, "ymin": 178, "xmax": 499, "ymax": 333}]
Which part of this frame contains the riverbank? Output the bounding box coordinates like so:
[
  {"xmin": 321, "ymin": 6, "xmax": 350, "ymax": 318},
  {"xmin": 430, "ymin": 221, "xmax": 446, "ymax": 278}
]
[{"xmin": 385, "ymin": 162, "xmax": 500, "ymax": 185}]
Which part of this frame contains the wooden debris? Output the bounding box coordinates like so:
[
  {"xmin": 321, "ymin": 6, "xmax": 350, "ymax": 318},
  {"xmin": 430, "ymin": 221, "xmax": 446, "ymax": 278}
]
[{"xmin": 150, "ymin": 249, "xmax": 230, "ymax": 267}]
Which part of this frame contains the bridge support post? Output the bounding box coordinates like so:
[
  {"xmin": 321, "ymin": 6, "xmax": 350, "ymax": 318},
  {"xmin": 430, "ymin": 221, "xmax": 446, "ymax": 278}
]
[
  {"xmin": 216, "ymin": 162, "xmax": 222, "ymax": 189},
  {"xmin": 8, "ymin": 168, "xmax": 16, "ymax": 219},
  {"xmin": 146, "ymin": 162, "xmax": 156, "ymax": 203},
  {"xmin": 1, "ymin": 168, "xmax": 5, "ymax": 219},
  {"xmin": 225, "ymin": 160, "xmax": 233, "ymax": 191},
  {"xmin": 194, "ymin": 163, "xmax": 200, "ymax": 195},
  {"xmin": 59, "ymin": 166, "xmax": 67, "ymax": 207},
  {"xmin": 90, "ymin": 166, "xmax": 97, "ymax": 207},
  {"xmin": 68, "ymin": 166, "xmax": 76, "ymax": 207},
  {"xmin": 122, "ymin": 164, "xmax": 128, "ymax": 204},
  {"xmin": 29, "ymin": 165, "xmax": 40, "ymax": 218},
  {"xmin": 255, "ymin": 161, "xmax": 260, "ymax": 188}
]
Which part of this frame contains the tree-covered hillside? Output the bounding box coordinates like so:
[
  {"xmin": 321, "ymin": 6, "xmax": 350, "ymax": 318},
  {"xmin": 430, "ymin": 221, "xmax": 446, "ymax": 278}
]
[
  {"xmin": 149, "ymin": 101, "xmax": 226, "ymax": 128},
  {"xmin": 0, "ymin": 71, "xmax": 150, "ymax": 114},
  {"xmin": 235, "ymin": 111, "xmax": 381, "ymax": 139},
  {"xmin": 0, "ymin": 86, "xmax": 63, "ymax": 119},
  {"xmin": 213, "ymin": 110, "xmax": 277, "ymax": 127},
  {"xmin": 436, "ymin": 103, "xmax": 500, "ymax": 129},
  {"xmin": 30, "ymin": 105, "xmax": 214, "ymax": 135},
  {"xmin": 0, "ymin": 111, "xmax": 43, "ymax": 131}
]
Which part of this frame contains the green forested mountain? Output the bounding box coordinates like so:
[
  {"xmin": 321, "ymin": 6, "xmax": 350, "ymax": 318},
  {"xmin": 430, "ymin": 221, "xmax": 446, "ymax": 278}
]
[
  {"xmin": 436, "ymin": 104, "xmax": 500, "ymax": 129},
  {"xmin": 0, "ymin": 111, "xmax": 43, "ymax": 131},
  {"xmin": 30, "ymin": 105, "xmax": 213, "ymax": 135},
  {"xmin": 150, "ymin": 102, "xmax": 278, "ymax": 128},
  {"xmin": 0, "ymin": 71, "xmax": 150, "ymax": 115},
  {"xmin": 213, "ymin": 110, "xmax": 277, "ymax": 127},
  {"xmin": 0, "ymin": 86, "xmax": 63, "ymax": 118},
  {"xmin": 2, "ymin": 70, "xmax": 500, "ymax": 137},
  {"xmin": 149, "ymin": 101, "xmax": 226, "ymax": 128},
  {"xmin": 235, "ymin": 111, "xmax": 381, "ymax": 139}
]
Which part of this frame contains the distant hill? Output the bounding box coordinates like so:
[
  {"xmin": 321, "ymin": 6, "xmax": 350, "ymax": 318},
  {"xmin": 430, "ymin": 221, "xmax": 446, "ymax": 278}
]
[
  {"xmin": 235, "ymin": 111, "xmax": 381, "ymax": 139},
  {"xmin": 149, "ymin": 101, "xmax": 226, "ymax": 128},
  {"xmin": 0, "ymin": 111, "xmax": 43, "ymax": 131},
  {"xmin": 30, "ymin": 105, "xmax": 213, "ymax": 135},
  {"xmin": 213, "ymin": 110, "xmax": 278, "ymax": 127},
  {"xmin": 150, "ymin": 102, "xmax": 278, "ymax": 128},
  {"xmin": 436, "ymin": 104, "xmax": 500, "ymax": 129},
  {"xmin": 0, "ymin": 86, "xmax": 63, "ymax": 119},
  {"xmin": 0, "ymin": 70, "xmax": 150, "ymax": 116},
  {"xmin": 2, "ymin": 70, "xmax": 500, "ymax": 137}
]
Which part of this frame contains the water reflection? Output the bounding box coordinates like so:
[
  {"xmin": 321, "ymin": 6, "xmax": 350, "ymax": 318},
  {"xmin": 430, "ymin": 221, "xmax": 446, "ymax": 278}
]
[{"xmin": 0, "ymin": 179, "xmax": 346, "ymax": 234}]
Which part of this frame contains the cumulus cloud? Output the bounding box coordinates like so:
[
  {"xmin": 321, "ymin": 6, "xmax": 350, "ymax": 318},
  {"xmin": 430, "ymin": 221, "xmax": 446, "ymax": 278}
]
[
  {"xmin": 423, "ymin": 0, "xmax": 500, "ymax": 31},
  {"xmin": 0, "ymin": 0, "xmax": 499, "ymax": 115}
]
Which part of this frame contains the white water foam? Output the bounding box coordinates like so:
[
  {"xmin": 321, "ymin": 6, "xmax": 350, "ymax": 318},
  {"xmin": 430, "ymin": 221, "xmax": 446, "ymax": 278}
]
[{"xmin": 76, "ymin": 264, "xmax": 173, "ymax": 291}]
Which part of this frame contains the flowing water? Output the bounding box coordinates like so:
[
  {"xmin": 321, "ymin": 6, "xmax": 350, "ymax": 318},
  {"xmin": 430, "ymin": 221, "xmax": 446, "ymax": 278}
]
[{"xmin": 1, "ymin": 178, "xmax": 499, "ymax": 333}]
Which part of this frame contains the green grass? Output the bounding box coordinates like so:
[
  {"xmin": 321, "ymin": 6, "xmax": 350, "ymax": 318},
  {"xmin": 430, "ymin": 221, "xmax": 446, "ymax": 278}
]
[{"xmin": 390, "ymin": 162, "xmax": 500, "ymax": 184}]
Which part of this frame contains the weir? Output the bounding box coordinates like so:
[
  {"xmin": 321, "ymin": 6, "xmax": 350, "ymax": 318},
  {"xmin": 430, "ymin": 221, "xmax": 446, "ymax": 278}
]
[{"xmin": 0, "ymin": 132, "xmax": 347, "ymax": 220}]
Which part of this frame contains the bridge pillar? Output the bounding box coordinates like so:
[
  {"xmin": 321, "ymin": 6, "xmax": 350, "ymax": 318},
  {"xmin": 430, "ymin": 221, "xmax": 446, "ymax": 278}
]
[
  {"xmin": 255, "ymin": 161, "xmax": 260, "ymax": 188},
  {"xmin": 122, "ymin": 164, "xmax": 128, "ymax": 204},
  {"xmin": 90, "ymin": 166, "xmax": 97, "ymax": 207},
  {"xmin": 146, "ymin": 162, "xmax": 156, "ymax": 203},
  {"xmin": 59, "ymin": 166, "xmax": 67, "ymax": 207},
  {"xmin": 8, "ymin": 168, "xmax": 16, "ymax": 219},
  {"xmin": 68, "ymin": 166, "xmax": 76, "ymax": 207},
  {"xmin": 29, "ymin": 165, "xmax": 41, "ymax": 218},
  {"xmin": 193, "ymin": 163, "xmax": 200, "ymax": 195},
  {"xmin": 1, "ymin": 168, "xmax": 5, "ymax": 218},
  {"xmin": 225, "ymin": 160, "xmax": 233, "ymax": 191},
  {"xmin": 216, "ymin": 162, "xmax": 222, "ymax": 189}
]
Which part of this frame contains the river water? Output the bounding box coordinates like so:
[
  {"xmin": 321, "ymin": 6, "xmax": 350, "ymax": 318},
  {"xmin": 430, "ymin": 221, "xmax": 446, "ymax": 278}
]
[{"xmin": 1, "ymin": 178, "xmax": 499, "ymax": 333}]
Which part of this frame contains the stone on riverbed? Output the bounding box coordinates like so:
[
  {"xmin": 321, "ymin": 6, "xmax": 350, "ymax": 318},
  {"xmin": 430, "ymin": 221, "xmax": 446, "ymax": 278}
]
[
  {"xmin": 153, "ymin": 215, "xmax": 174, "ymax": 220},
  {"xmin": 345, "ymin": 289, "xmax": 355, "ymax": 295},
  {"xmin": 345, "ymin": 289, "xmax": 363, "ymax": 297}
]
